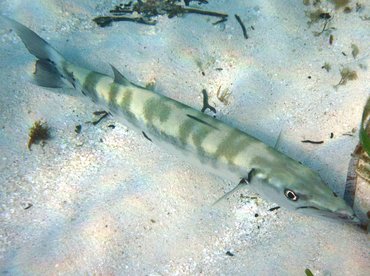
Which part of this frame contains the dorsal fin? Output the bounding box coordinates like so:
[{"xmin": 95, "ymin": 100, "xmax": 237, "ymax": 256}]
[
  {"xmin": 274, "ymin": 130, "xmax": 283, "ymax": 149},
  {"xmin": 110, "ymin": 64, "xmax": 132, "ymax": 86}
]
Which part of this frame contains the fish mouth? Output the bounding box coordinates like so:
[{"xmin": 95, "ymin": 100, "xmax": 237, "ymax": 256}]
[{"xmin": 296, "ymin": 206, "xmax": 360, "ymax": 224}]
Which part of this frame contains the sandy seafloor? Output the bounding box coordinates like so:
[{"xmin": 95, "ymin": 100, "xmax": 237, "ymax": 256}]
[{"xmin": 0, "ymin": 0, "xmax": 369, "ymax": 275}]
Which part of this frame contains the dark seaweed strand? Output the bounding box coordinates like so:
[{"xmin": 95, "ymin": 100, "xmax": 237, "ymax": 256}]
[
  {"xmin": 317, "ymin": 18, "xmax": 329, "ymax": 35},
  {"xmin": 93, "ymin": 16, "xmax": 156, "ymax": 27},
  {"xmin": 234, "ymin": 14, "xmax": 248, "ymax": 39},
  {"xmin": 92, "ymin": 111, "xmax": 109, "ymax": 125},
  {"xmin": 301, "ymin": 140, "xmax": 324, "ymax": 144},
  {"xmin": 94, "ymin": 1, "xmax": 227, "ymax": 27},
  {"xmin": 109, "ymin": 6, "xmax": 227, "ymax": 19},
  {"xmin": 182, "ymin": 7, "xmax": 227, "ymax": 18},
  {"xmin": 142, "ymin": 131, "xmax": 153, "ymax": 142},
  {"xmin": 201, "ymin": 89, "xmax": 216, "ymax": 113},
  {"xmin": 212, "ymin": 17, "xmax": 228, "ymax": 25}
]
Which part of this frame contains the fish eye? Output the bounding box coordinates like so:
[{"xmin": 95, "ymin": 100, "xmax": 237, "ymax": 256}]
[{"xmin": 284, "ymin": 189, "xmax": 299, "ymax": 201}]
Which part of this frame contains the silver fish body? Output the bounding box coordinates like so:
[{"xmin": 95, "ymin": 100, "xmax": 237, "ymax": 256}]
[{"xmin": 2, "ymin": 16, "xmax": 359, "ymax": 224}]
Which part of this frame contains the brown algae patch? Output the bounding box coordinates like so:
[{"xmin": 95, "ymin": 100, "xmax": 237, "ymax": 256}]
[
  {"xmin": 27, "ymin": 120, "xmax": 51, "ymax": 150},
  {"xmin": 351, "ymin": 44, "xmax": 360, "ymax": 58},
  {"xmin": 329, "ymin": 0, "xmax": 351, "ymax": 9},
  {"xmin": 216, "ymin": 86, "xmax": 232, "ymax": 105},
  {"xmin": 334, "ymin": 67, "xmax": 358, "ymax": 88},
  {"xmin": 321, "ymin": 62, "xmax": 331, "ymax": 72}
]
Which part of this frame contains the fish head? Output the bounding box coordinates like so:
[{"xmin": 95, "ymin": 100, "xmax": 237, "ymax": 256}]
[{"xmin": 251, "ymin": 160, "xmax": 359, "ymax": 224}]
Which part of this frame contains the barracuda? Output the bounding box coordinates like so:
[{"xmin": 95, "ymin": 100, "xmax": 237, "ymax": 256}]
[{"xmin": 2, "ymin": 17, "xmax": 359, "ymax": 224}]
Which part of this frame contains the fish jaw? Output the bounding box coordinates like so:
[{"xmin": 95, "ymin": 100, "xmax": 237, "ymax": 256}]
[
  {"xmin": 249, "ymin": 157, "xmax": 360, "ymax": 224},
  {"xmin": 296, "ymin": 204, "xmax": 360, "ymax": 224},
  {"xmin": 293, "ymin": 177, "xmax": 360, "ymax": 224}
]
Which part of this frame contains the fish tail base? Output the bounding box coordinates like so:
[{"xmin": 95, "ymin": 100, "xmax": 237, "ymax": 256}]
[
  {"xmin": 33, "ymin": 59, "xmax": 66, "ymax": 88},
  {"xmin": 2, "ymin": 16, "xmax": 70, "ymax": 88}
]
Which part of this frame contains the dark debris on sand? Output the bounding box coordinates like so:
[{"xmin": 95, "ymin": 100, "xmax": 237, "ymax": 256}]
[{"xmin": 93, "ymin": 0, "xmax": 228, "ymax": 27}]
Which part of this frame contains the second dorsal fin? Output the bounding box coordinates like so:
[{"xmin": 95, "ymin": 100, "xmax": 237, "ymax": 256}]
[{"xmin": 110, "ymin": 64, "xmax": 132, "ymax": 86}]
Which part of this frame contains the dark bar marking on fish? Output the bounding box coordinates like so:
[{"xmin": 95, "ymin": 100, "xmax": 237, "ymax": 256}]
[
  {"xmin": 301, "ymin": 140, "xmax": 324, "ymax": 144},
  {"xmin": 268, "ymin": 206, "xmax": 281, "ymax": 211},
  {"xmin": 186, "ymin": 114, "xmax": 219, "ymax": 130},
  {"xmin": 108, "ymin": 124, "xmax": 116, "ymax": 129},
  {"xmin": 144, "ymin": 98, "xmax": 171, "ymax": 123},
  {"xmin": 82, "ymin": 72, "xmax": 106, "ymax": 102},
  {"xmin": 192, "ymin": 126, "xmax": 212, "ymax": 155},
  {"xmin": 215, "ymin": 131, "xmax": 251, "ymax": 165},
  {"xmin": 142, "ymin": 131, "xmax": 152, "ymax": 142},
  {"xmin": 330, "ymin": 132, "xmax": 334, "ymax": 138},
  {"xmin": 234, "ymin": 14, "xmax": 248, "ymax": 39},
  {"xmin": 107, "ymin": 83, "xmax": 121, "ymax": 110},
  {"xmin": 179, "ymin": 119, "xmax": 196, "ymax": 145},
  {"xmin": 201, "ymin": 89, "xmax": 216, "ymax": 114}
]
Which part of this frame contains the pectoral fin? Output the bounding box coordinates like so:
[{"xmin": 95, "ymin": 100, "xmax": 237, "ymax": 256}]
[
  {"xmin": 110, "ymin": 64, "xmax": 146, "ymax": 90},
  {"xmin": 212, "ymin": 169, "xmax": 256, "ymax": 206}
]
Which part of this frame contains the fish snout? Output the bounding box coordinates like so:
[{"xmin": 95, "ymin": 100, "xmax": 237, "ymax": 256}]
[{"xmin": 335, "ymin": 208, "xmax": 360, "ymax": 224}]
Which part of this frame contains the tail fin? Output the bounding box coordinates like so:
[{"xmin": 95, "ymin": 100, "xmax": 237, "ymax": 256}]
[{"xmin": 2, "ymin": 16, "xmax": 69, "ymax": 88}]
